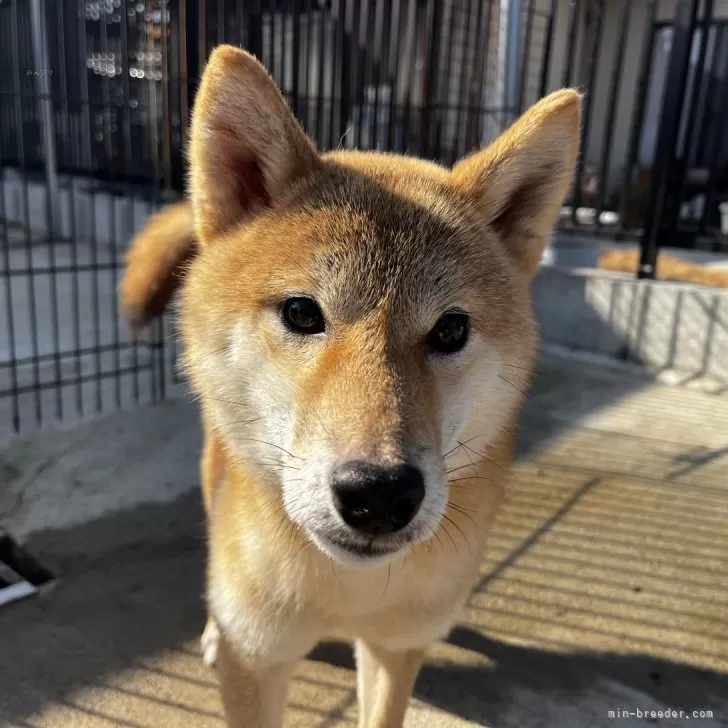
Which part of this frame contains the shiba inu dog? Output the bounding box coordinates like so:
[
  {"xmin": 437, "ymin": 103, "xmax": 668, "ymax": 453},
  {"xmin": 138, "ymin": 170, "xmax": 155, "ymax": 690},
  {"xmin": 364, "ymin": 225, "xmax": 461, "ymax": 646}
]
[{"xmin": 121, "ymin": 45, "xmax": 580, "ymax": 728}]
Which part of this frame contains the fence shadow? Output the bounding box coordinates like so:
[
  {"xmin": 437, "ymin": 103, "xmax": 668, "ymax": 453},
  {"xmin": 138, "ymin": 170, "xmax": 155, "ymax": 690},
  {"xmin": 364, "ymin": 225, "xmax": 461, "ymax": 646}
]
[
  {"xmin": 0, "ymin": 489, "xmax": 210, "ymax": 726},
  {"xmin": 310, "ymin": 628, "xmax": 728, "ymax": 727}
]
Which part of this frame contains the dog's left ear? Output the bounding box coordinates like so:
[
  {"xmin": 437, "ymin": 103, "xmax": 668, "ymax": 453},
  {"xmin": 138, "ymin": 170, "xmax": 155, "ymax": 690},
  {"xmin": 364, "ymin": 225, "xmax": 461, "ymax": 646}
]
[
  {"xmin": 450, "ymin": 89, "xmax": 581, "ymax": 278},
  {"xmin": 189, "ymin": 45, "xmax": 319, "ymax": 245}
]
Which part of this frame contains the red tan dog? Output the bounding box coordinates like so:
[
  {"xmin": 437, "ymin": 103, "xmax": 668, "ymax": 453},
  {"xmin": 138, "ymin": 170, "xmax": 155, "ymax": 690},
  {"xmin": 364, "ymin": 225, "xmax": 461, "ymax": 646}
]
[{"xmin": 121, "ymin": 46, "xmax": 580, "ymax": 727}]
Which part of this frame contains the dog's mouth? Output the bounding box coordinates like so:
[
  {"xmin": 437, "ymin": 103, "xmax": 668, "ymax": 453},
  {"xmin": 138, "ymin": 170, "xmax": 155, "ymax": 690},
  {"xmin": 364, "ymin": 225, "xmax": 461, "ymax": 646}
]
[
  {"xmin": 310, "ymin": 531, "xmax": 405, "ymax": 565},
  {"xmin": 329, "ymin": 535, "xmax": 395, "ymax": 557}
]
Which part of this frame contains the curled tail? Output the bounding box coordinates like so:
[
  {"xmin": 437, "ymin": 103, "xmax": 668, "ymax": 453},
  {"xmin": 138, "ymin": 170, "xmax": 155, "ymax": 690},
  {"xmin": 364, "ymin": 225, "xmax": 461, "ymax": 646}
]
[{"xmin": 120, "ymin": 201, "xmax": 197, "ymax": 333}]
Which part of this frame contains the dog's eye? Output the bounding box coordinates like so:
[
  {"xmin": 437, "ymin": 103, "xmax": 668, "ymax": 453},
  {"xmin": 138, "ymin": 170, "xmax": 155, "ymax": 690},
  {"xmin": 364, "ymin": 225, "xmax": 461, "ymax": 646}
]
[
  {"xmin": 282, "ymin": 297, "xmax": 326, "ymax": 335},
  {"xmin": 427, "ymin": 312, "xmax": 470, "ymax": 354}
]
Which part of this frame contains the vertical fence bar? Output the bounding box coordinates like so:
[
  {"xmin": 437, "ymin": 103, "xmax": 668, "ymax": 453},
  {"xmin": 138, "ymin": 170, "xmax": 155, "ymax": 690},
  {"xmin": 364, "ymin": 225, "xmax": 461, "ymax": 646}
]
[
  {"xmin": 401, "ymin": 0, "xmax": 421, "ymax": 153},
  {"xmin": 292, "ymin": 0, "xmax": 302, "ymax": 119},
  {"xmin": 467, "ymin": 0, "xmax": 492, "ymax": 152},
  {"xmin": 639, "ymin": 0, "xmax": 700, "ymax": 279},
  {"xmin": 237, "ymin": 0, "xmax": 245, "ymax": 46},
  {"xmin": 696, "ymin": 26, "xmax": 725, "ymax": 172},
  {"xmin": 219, "ymin": 0, "xmax": 226, "ymax": 44},
  {"xmin": 454, "ymin": 0, "xmax": 476, "ymax": 162},
  {"xmin": 162, "ymin": 2, "xmax": 173, "ymax": 197},
  {"xmin": 120, "ymin": 0, "xmax": 141, "ymax": 404},
  {"xmin": 166, "ymin": 0, "xmax": 181, "ymax": 388},
  {"xmin": 699, "ymin": 30, "xmax": 728, "ymax": 237},
  {"xmin": 386, "ymin": 0, "xmax": 403, "ymax": 152},
  {"xmin": 142, "ymin": 0, "xmax": 156, "ymax": 403},
  {"xmin": 148, "ymin": 0, "xmax": 163, "ymax": 403},
  {"xmin": 695, "ymin": 24, "xmax": 724, "ymax": 167},
  {"xmin": 271, "ymin": 0, "xmax": 279, "ymax": 80},
  {"xmin": 595, "ymin": 0, "xmax": 630, "ymax": 225},
  {"xmin": 338, "ymin": 0, "xmax": 352, "ymax": 142},
  {"xmin": 199, "ymin": 0, "xmax": 207, "ymax": 76},
  {"xmin": 179, "ymin": 0, "xmax": 189, "ymax": 163},
  {"xmin": 99, "ymin": 4, "xmax": 122, "ymax": 410},
  {"xmin": 562, "ymin": 0, "xmax": 581, "ymax": 88},
  {"xmin": 11, "ymin": 0, "xmax": 42, "ymax": 426},
  {"xmin": 29, "ymin": 0, "xmax": 61, "ymax": 238},
  {"xmin": 315, "ymin": 2, "xmax": 326, "ymax": 145},
  {"xmin": 618, "ymin": 0, "xmax": 657, "ymax": 235},
  {"xmin": 57, "ymin": 1, "xmax": 84, "ymax": 416},
  {"xmin": 667, "ymin": 0, "xmax": 713, "ymax": 246},
  {"xmin": 327, "ymin": 0, "xmax": 342, "ymax": 149},
  {"xmin": 157, "ymin": 0, "xmax": 174, "ymax": 402},
  {"xmin": 539, "ymin": 0, "xmax": 557, "ymax": 98},
  {"xmin": 473, "ymin": 1, "xmax": 496, "ymax": 151},
  {"xmin": 570, "ymin": 0, "xmax": 604, "ymax": 226},
  {"xmin": 463, "ymin": 0, "xmax": 485, "ymax": 158},
  {"xmin": 77, "ymin": 0, "xmax": 103, "ymax": 413},
  {"xmin": 356, "ymin": 0, "xmax": 376, "ymax": 149},
  {"xmin": 517, "ymin": 0, "xmax": 535, "ymax": 115},
  {"xmin": 36, "ymin": 1, "xmax": 63, "ymax": 420},
  {"xmin": 370, "ymin": 0, "xmax": 389, "ymax": 151},
  {"xmin": 304, "ymin": 0, "xmax": 314, "ymax": 133},
  {"xmin": 0, "ymin": 110, "xmax": 20, "ymax": 432},
  {"xmin": 420, "ymin": 0, "xmax": 443, "ymax": 158},
  {"xmin": 503, "ymin": 0, "xmax": 521, "ymax": 122},
  {"xmin": 435, "ymin": 0, "xmax": 457, "ymax": 162}
]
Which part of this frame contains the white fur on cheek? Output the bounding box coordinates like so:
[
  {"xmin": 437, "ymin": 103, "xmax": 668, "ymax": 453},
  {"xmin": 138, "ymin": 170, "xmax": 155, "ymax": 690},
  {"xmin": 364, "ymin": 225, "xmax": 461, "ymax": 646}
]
[
  {"xmin": 193, "ymin": 320, "xmax": 299, "ymax": 474},
  {"xmin": 192, "ymin": 319, "xmax": 338, "ymax": 546},
  {"xmin": 430, "ymin": 336, "xmax": 526, "ymax": 506},
  {"xmin": 436, "ymin": 338, "xmax": 512, "ymax": 453}
]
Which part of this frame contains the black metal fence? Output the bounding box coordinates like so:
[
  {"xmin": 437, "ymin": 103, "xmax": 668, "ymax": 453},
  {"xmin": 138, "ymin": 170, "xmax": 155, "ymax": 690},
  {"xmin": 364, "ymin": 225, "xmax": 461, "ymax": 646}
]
[{"xmin": 1, "ymin": 0, "xmax": 727, "ymax": 437}]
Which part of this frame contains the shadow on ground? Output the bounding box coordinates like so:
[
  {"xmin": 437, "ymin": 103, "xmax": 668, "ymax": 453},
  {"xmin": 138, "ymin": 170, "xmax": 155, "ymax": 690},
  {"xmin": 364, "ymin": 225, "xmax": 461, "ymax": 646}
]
[
  {"xmin": 311, "ymin": 629, "xmax": 728, "ymax": 727},
  {"xmin": 0, "ymin": 491, "xmax": 208, "ymax": 726}
]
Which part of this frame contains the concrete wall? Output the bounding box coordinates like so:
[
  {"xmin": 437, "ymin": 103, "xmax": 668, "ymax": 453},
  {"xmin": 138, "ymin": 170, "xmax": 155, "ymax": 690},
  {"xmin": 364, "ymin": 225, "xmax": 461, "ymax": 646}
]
[{"xmin": 533, "ymin": 265, "xmax": 728, "ymax": 384}]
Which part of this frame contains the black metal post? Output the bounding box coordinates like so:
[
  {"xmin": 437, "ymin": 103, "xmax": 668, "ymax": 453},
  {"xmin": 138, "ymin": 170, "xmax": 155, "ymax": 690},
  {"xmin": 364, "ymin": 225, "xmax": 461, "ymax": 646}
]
[
  {"xmin": 699, "ymin": 33, "xmax": 728, "ymax": 237},
  {"xmin": 570, "ymin": 0, "xmax": 605, "ymax": 226},
  {"xmin": 386, "ymin": 0, "xmax": 403, "ymax": 152},
  {"xmin": 666, "ymin": 0, "xmax": 713, "ymax": 246},
  {"xmin": 339, "ymin": 0, "xmax": 352, "ymax": 142},
  {"xmin": 638, "ymin": 0, "xmax": 699, "ymax": 279},
  {"xmin": 420, "ymin": 0, "xmax": 442, "ymax": 158},
  {"xmin": 562, "ymin": 0, "xmax": 581, "ymax": 89},
  {"xmin": 617, "ymin": 0, "xmax": 657, "ymax": 235},
  {"xmin": 539, "ymin": 0, "xmax": 557, "ymax": 98},
  {"xmin": 517, "ymin": 0, "xmax": 535, "ymax": 114},
  {"xmin": 595, "ymin": 0, "xmax": 630, "ymax": 224}
]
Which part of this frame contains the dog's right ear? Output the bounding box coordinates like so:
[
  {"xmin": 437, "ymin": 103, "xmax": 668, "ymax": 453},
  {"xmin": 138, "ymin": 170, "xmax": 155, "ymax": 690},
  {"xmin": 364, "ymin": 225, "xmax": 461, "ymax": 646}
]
[{"xmin": 189, "ymin": 46, "xmax": 319, "ymax": 245}]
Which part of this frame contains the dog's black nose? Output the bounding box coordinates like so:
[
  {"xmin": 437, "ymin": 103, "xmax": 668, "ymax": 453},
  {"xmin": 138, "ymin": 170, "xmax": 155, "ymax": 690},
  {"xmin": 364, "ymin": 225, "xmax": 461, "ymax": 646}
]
[{"xmin": 331, "ymin": 461, "xmax": 425, "ymax": 536}]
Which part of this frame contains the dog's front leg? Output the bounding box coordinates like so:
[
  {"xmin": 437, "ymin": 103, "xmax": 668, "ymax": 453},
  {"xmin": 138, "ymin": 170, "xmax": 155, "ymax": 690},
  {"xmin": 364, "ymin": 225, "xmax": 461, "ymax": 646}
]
[
  {"xmin": 355, "ymin": 640, "xmax": 425, "ymax": 728},
  {"xmin": 216, "ymin": 632, "xmax": 296, "ymax": 728}
]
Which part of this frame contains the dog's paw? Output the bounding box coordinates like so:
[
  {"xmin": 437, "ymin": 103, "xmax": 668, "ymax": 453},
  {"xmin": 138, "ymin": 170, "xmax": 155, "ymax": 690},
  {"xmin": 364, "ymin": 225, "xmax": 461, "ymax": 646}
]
[{"xmin": 201, "ymin": 618, "xmax": 220, "ymax": 668}]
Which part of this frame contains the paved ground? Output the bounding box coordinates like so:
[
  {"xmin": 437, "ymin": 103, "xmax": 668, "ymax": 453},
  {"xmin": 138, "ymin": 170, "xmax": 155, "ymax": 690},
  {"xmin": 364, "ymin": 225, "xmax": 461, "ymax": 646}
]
[{"xmin": 1, "ymin": 353, "xmax": 727, "ymax": 727}]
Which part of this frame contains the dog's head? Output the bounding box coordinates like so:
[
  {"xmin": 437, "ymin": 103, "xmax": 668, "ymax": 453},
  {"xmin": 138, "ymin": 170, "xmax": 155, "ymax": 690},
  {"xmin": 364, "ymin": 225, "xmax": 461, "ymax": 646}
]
[{"xmin": 180, "ymin": 46, "xmax": 580, "ymax": 566}]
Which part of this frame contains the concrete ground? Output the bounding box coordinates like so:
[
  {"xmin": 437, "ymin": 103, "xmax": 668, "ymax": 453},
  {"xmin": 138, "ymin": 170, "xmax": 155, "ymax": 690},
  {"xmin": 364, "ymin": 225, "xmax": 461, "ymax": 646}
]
[{"xmin": 1, "ymin": 353, "xmax": 727, "ymax": 727}]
